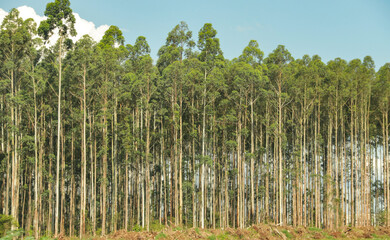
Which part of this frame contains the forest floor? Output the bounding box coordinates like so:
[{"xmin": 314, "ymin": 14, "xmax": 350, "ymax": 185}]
[{"xmin": 64, "ymin": 224, "xmax": 390, "ymax": 240}]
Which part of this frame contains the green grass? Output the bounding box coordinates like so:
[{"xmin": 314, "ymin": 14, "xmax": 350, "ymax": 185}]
[
  {"xmin": 155, "ymin": 232, "xmax": 167, "ymax": 239},
  {"xmin": 216, "ymin": 232, "xmax": 230, "ymax": 240},
  {"xmin": 173, "ymin": 226, "xmax": 182, "ymax": 231},
  {"xmin": 207, "ymin": 235, "xmax": 217, "ymax": 240},
  {"xmin": 150, "ymin": 221, "xmax": 165, "ymax": 232},
  {"xmin": 281, "ymin": 229, "xmax": 294, "ymax": 239},
  {"xmin": 132, "ymin": 224, "xmax": 142, "ymax": 232},
  {"xmin": 308, "ymin": 227, "xmax": 322, "ymax": 232}
]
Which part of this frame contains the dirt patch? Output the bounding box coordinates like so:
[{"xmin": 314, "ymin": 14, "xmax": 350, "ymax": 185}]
[
  {"xmin": 311, "ymin": 232, "xmax": 323, "ymax": 239},
  {"xmin": 294, "ymin": 226, "xmax": 308, "ymax": 237},
  {"xmin": 379, "ymin": 226, "xmax": 390, "ymax": 235},
  {"xmin": 329, "ymin": 231, "xmax": 343, "ymax": 238},
  {"xmin": 56, "ymin": 233, "xmax": 69, "ymax": 240},
  {"xmin": 252, "ymin": 224, "xmax": 275, "ymax": 239},
  {"xmin": 108, "ymin": 229, "xmax": 156, "ymax": 239}
]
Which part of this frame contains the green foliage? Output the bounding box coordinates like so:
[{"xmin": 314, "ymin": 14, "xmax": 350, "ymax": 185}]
[
  {"xmin": 216, "ymin": 232, "xmax": 230, "ymax": 240},
  {"xmin": 132, "ymin": 224, "xmax": 142, "ymax": 232},
  {"xmin": 198, "ymin": 23, "xmax": 223, "ymax": 65},
  {"xmin": 155, "ymin": 232, "xmax": 167, "ymax": 239},
  {"xmin": 2, "ymin": 2, "xmax": 390, "ymax": 237},
  {"xmin": 38, "ymin": 237, "xmax": 55, "ymax": 240},
  {"xmin": 173, "ymin": 226, "xmax": 182, "ymax": 231},
  {"xmin": 238, "ymin": 40, "xmax": 263, "ymax": 66},
  {"xmin": 100, "ymin": 25, "xmax": 124, "ymax": 48},
  {"xmin": 376, "ymin": 210, "xmax": 388, "ymax": 226},
  {"xmin": 0, "ymin": 229, "xmax": 24, "ymax": 240},
  {"xmin": 38, "ymin": 0, "xmax": 76, "ymax": 39},
  {"xmin": 207, "ymin": 234, "xmax": 217, "ymax": 240},
  {"xmin": 0, "ymin": 215, "xmax": 14, "ymax": 237},
  {"xmin": 308, "ymin": 227, "xmax": 321, "ymax": 232},
  {"xmin": 150, "ymin": 221, "xmax": 165, "ymax": 232},
  {"xmin": 281, "ymin": 230, "xmax": 293, "ymax": 239}
]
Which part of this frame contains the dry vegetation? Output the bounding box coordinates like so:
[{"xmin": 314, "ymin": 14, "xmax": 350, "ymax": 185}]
[{"xmin": 64, "ymin": 225, "xmax": 390, "ymax": 240}]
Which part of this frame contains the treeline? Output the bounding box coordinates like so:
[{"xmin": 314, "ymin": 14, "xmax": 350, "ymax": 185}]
[{"xmin": 1, "ymin": 0, "xmax": 390, "ymax": 238}]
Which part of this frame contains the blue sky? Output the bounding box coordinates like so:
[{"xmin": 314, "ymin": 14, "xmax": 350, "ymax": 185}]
[{"xmin": 1, "ymin": 0, "xmax": 389, "ymax": 69}]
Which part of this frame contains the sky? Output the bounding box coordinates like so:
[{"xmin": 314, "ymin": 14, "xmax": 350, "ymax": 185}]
[{"xmin": 0, "ymin": 0, "xmax": 389, "ymax": 69}]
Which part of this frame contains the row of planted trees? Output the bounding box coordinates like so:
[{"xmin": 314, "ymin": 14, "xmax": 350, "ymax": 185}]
[{"xmin": 1, "ymin": 0, "xmax": 390, "ymax": 238}]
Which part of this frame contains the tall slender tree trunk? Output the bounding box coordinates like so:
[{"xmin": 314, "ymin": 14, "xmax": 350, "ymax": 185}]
[
  {"xmin": 54, "ymin": 36, "xmax": 63, "ymax": 237},
  {"xmin": 265, "ymin": 102, "xmax": 270, "ymax": 223},
  {"xmin": 80, "ymin": 65, "xmax": 87, "ymax": 237},
  {"xmin": 60, "ymin": 121, "xmax": 65, "ymax": 234},
  {"xmin": 112, "ymin": 88, "xmax": 118, "ymax": 232},
  {"xmin": 278, "ymin": 75, "xmax": 283, "ymax": 226},
  {"xmin": 179, "ymin": 90, "xmax": 183, "ymax": 226},
  {"xmin": 145, "ymin": 81, "xmax": 151, "ymax": 231},
  {"xmin": 237, "ymin": 96, "xmax": 243, "ymax": 228},
  {"xmin": 191, "ymin": 96, "xmax": 197, "ymax": 228},
  {"xmin": 351, "ymin": 98, "xmax": 355, "ymax": 227},
  {"xmin": 33, "ymin": 71, "xmax": 39, "ymax": 239},
  {"xmin": 125, "ymin": 152, "xmax": 129, "ymax": 231},
  {"xmin": 11, "ymin": 64, "xmax": 20, "ymax": 230},
  {"xmin": 250, "ymin": 91, "xmax": 255, "ymax": 224},
  {"xmin": 102, "ymin": 87, "xmax": 108, "ymax": 236},
  {"xmin": 90, "ymin": 113, "xmax": 96, "ymax": 235},
  {"xmin": 69, "ymin": 132, "xmax": 74, "ymax": 237},
  {"xmin": 201, "ymin": 74, "xmax": 206, "ymax": 229}
]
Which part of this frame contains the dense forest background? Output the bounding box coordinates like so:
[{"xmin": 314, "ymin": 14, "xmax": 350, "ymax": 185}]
[{"xmin": 1, "ymin": 0, "xmax": 390, "ymax": 238}]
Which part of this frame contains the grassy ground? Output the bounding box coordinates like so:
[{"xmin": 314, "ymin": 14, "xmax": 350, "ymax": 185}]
[
  {"xmin": 3, "ymin": 224, "xmax": 389, "ymax": 240},
  {"xmin": 70, "ymin": 224, "xmax": 390, "ymax": 240}
]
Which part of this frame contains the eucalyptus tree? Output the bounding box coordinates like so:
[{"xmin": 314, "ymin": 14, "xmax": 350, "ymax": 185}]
[
  {"xmin": 182, "ymin": 57, "xmax": 203, "ymax": 227},
  {"xmin": 32, "ymin": 44, "xmax": 60, "ymax": 235},
  {"xmin": 37, "ymin": 0, "xmax": 76, "ymax": 235},
  {"xmin": 238, "ymin": 40, "xmax": 264, "ymax": 224},
  {"xmin": 2, "ymin": 3, "xmax": 390, "ymax": 235},
  {"xmin": 127, "ymin": 35, "xmax": 156, "ymax": 230},
  {"xmin": 287, "ymin": 55, "xmax": 306, "ymax": 226},
  {"xmin": 326, "ymin": 58, "xmax": 348, "ymax": 227},
  {"xmin": 97, "ymin": 25, "xmax": 125, "ymax": 235},
  {"xmin": 0, "ymin": 8, "xmax": 36, "ymax": 230},
  {"xmin": 157, "ymin": 21, "xmax": 194, "ymax": 71},
  {"xmin": 197, "ymin": 23, "xmax": 223, "ymax": 228},
  {"xmin": 264, "ymin": 45, "xmax": 293, "ymax": 226},
  {"xmin": 23, "ymin": 35, "xmax": 43, "ymax": 239},
  {"xmin": 355, "ymin": 56, "xmax": 374, "ymax": 227},
  {"xmin": 166, "ymin": 22, "xmax": 194, "ymax": 225},
  {"xmin": 322, "ymin": 58, "xmax": 341, "ymax": 229},
  {"xmin": 118, "ymin": 62, "xmax": 136, "ymax": 231},
  {"xmin": 161, "ymin": 61, "xmax": 183, "ymax": 226},
  {"xmin": 204, "ymin": 62, "xmax": 226, "ymax": 229},
  {"xmin": 227, "ymin": 61, "xmax": 257, "ymax": 228},
  {"xmin": 345, "ymin": 59, "xmax": 365, "ymax": 227},
  {"xmin": 65, "ymin": 34, "xmax": 96, "ymax": 237},
  {"xmin": 374, "ymin": 63, "xmax": 390, "ymax": 226},
  {"xmin": 307, "ymin": 56, "xmax": 326, "ymax": 228},
  {"xmin": 62, "ymin": 46, "xmax": 80, "ymax": 237},
  {"xmin": 157, "ymin": 22, "xmax": 195, "ymax": 226}
]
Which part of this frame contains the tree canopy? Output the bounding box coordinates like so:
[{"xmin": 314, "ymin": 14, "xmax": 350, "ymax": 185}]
[{"xmin": 1, "ymin": 2, "xmax": 390, "ymax": 238}]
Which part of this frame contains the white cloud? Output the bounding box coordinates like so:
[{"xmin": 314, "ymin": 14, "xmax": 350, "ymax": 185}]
[
  {"xmin": 17, "ymin": 5, "xmax": 46, "ymax": 26},
  {"xmin": 0, "ymin": 5, "xmax": 109, "ymax": 44},
  {"xmin": 0, "ymin": 8, "xmax": 7, "ymax": 23},
  {"xmin": 72, "ymin": 12, "xmax": 109, "ymax": 43}
]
